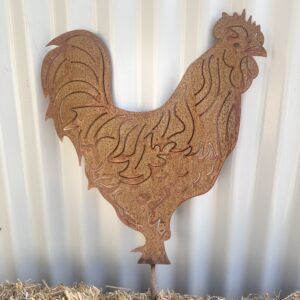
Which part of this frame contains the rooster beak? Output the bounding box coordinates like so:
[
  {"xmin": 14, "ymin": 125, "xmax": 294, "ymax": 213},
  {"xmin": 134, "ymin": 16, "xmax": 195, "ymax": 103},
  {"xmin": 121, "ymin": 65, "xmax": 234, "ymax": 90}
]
[{"xmin": 246, "ymin": 46, "xmax": 267, "ymax": 57}]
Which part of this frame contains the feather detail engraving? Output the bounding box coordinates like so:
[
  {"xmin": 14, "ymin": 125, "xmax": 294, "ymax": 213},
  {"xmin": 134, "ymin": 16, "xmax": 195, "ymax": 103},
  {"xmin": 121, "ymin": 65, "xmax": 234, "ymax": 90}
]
[{"xmin": 42, "ymin": 11, "xmax": 266, "ymax": 265}]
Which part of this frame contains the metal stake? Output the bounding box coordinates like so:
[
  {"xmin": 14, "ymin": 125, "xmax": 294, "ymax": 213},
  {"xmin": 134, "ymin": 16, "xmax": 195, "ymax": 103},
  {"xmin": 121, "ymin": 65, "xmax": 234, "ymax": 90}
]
[{"xmin": 150, "ymin": 264, "xmax": 157, "ymax": 299}]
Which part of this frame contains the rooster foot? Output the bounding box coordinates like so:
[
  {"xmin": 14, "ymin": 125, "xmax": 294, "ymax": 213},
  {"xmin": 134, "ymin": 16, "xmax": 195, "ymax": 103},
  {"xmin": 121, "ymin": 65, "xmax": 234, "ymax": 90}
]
[{"xmin": 131, "ymin": 239, "xmax": 170, "ymax": 265}]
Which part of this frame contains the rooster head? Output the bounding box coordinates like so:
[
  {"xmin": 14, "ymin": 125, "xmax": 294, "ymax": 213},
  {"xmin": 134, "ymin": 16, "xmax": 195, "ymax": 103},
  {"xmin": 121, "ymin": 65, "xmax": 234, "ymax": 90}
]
[{"xmin": 214, "ymin": 10, "xmax": 266, "ymax": 57}]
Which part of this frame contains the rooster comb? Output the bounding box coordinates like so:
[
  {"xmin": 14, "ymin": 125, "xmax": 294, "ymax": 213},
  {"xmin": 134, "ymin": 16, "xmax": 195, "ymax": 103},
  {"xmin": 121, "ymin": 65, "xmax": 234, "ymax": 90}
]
[{"xmin": 214, "ymin": 9, "xmax": 263, "ymax": 42}]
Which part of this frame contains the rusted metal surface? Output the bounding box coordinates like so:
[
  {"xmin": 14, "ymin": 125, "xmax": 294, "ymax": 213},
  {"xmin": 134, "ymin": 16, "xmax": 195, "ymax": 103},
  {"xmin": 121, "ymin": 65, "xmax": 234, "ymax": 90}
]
[{"xmin": 41, "ymin": 10, "xmax": 266, "ymax": 265}]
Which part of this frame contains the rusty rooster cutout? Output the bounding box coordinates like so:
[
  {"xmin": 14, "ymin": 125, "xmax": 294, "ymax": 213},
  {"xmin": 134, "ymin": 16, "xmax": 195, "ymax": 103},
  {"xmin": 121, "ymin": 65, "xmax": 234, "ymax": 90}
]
[{"xmin": 42, "ymin": 10, "xmax": 266, "ymax": 265}]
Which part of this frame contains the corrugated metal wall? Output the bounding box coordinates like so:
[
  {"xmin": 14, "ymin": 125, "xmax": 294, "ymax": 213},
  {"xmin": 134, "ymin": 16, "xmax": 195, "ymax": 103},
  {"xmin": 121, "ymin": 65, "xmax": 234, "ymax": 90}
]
[{"xmin": 0, "ymin": 0, "xmax": 300, "ymax": 298}]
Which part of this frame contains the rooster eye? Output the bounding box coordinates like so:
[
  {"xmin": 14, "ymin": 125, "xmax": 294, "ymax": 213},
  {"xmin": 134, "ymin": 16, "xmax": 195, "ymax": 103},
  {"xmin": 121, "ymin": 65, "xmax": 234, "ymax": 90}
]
[{"xmin": 233, "ymin": 42, "xmax": 240, "ymax": 48}]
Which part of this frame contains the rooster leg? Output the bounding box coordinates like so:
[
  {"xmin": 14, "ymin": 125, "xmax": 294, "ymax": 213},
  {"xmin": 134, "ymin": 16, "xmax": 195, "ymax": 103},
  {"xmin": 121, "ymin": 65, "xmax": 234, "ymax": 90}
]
[{"xmin": 131, "ymin": 234, "xmax": 170, "ymax": 265}]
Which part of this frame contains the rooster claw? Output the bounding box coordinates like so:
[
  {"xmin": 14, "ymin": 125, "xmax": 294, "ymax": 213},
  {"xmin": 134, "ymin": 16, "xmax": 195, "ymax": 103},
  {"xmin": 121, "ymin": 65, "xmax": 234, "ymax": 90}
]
[{"xmin": 131, "ymin": 245, "xmax": 144, "ymax": 253}]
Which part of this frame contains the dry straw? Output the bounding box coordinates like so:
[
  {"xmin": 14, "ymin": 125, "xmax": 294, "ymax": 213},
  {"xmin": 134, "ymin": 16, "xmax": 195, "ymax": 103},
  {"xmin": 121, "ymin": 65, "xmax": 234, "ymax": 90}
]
[{"xmin": 0, "ymin": 280, "xmax": 299, "ymax": 300}]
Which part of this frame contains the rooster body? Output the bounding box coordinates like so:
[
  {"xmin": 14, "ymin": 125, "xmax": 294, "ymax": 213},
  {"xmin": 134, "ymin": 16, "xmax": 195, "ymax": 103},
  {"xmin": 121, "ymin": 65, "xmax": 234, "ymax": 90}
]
[{"xmin": 42, "ymin": 11, "xmax": 266, "ymax": 264}]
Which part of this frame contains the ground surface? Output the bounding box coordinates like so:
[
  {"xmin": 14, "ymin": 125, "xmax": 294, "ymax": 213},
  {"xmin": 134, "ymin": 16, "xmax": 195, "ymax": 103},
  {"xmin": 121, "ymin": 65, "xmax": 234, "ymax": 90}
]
[{"xmin": 0, "ymin": 281, "xmax": 299, "ymax": 300}]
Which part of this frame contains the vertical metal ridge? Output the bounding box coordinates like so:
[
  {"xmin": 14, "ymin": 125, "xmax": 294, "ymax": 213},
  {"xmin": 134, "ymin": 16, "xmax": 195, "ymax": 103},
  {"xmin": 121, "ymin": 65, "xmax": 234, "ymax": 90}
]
[
  {"xmin": 0, "ymin": 2, "xmax": 17, "ymax": 281},
  {"xmin": 136, "ymin": 0, "xmax": 142, "ymax": 110},
  {"xmin": 139, "ymin": 0, "xmax": 154, "ymax": 110},
  {"xmin": 95, "ymin": 0, "xmax": 111, "ymax": 44},
  {"xmin": 152, "ymin": 0, "xmax": 159, "ymax": 109},
  {"xmin": 189, "ymin": 192, "xmax": 217, "ymax": 295},
  {"xmin": 207, "ymin": 156, "xmax": 237, "ymax": 296},
  {"xmin": 21, "ymin": 0, "xmax": 61, "ymax": 283},
  {"xmin": 67, "ymin": 0, "xmax": 95, "ymax": 30},
  {"xmin": 195, "ymin": 1, "xmax": 215, "ymax": 55},
  {"xmin": 178, "ymin": 0, "xmax": 186, "ymax": 77},
  {"xmin": 57, "ymin": 142, "xmax": 85, "ymax": 284},
  {"xmin": 277, "ymin": 151, "xmax": 300, "ymax": 294},
  {"xmin": 52, "ymin": 0, "xmax": 68, "ymax": 35},
  {"xmin": 110, "ymin": 0, "xmax": 139, "ymax": 110},
  {"xmin": 181, "ymin": 0, "xmax": 199, "ymax": 70},
  {"xmin": 108, "ymin": 0, "xmax": 117, "ymax": 105},
  {"xmin": 24, "ymin": 0, "xmax": 69, "ymax": 284},
  {"xmin": 154, "ymin": 0, "xmax": 181, "ymax": 109},
  {"xmin": 285, "ymin": 154, "xmax": 300, "ymax": 289},
  {"xmin": 91, "ymin": 0, "xmax": 98, "ymax": 31},
  {"xmin": 0, "ymin": 127, "xmax": 17, "ymax": 281},
  {"xmin": 0, "ymin": 0, "xmax": 31, "ymax": 280},
  {"xmin": 5, "ymin": 0, "xmax": 50, "ymax": 280},
  {"xmin": 261, "ymin": 0, "xmax": 300, "ymax": 291},
  {"xmin": 243, "ymin": 0, "xmax": 295, "ymax": 294}
]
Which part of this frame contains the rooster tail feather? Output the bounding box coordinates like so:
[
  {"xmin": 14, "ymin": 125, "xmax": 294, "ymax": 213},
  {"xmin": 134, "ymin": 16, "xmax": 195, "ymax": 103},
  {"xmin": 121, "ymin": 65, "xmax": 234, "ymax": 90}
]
[{"xmin": 41, "ymin": 30, "xmax": 114, "ymax": 162}]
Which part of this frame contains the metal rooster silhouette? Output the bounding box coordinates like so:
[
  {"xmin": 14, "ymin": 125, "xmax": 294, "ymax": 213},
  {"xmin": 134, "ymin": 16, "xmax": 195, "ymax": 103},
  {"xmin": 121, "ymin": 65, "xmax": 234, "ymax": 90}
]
[{"xmin": 41, "ymin": 10, "xmax": 266, "ymax": 265}]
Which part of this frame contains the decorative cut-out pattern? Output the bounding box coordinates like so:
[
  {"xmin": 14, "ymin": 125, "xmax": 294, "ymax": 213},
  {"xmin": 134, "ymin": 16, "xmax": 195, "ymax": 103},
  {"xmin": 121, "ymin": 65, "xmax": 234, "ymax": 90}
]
[{"xmin": 41, "ymin": 10, "xmax": 266, "ymax": 265}]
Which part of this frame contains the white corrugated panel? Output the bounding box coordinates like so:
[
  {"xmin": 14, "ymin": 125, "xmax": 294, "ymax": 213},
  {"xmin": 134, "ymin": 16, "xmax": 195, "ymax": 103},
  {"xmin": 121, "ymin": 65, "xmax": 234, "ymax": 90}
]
[{"xmin": 0, "ymin": 0, "xmax": 299, "ymax": 298}]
